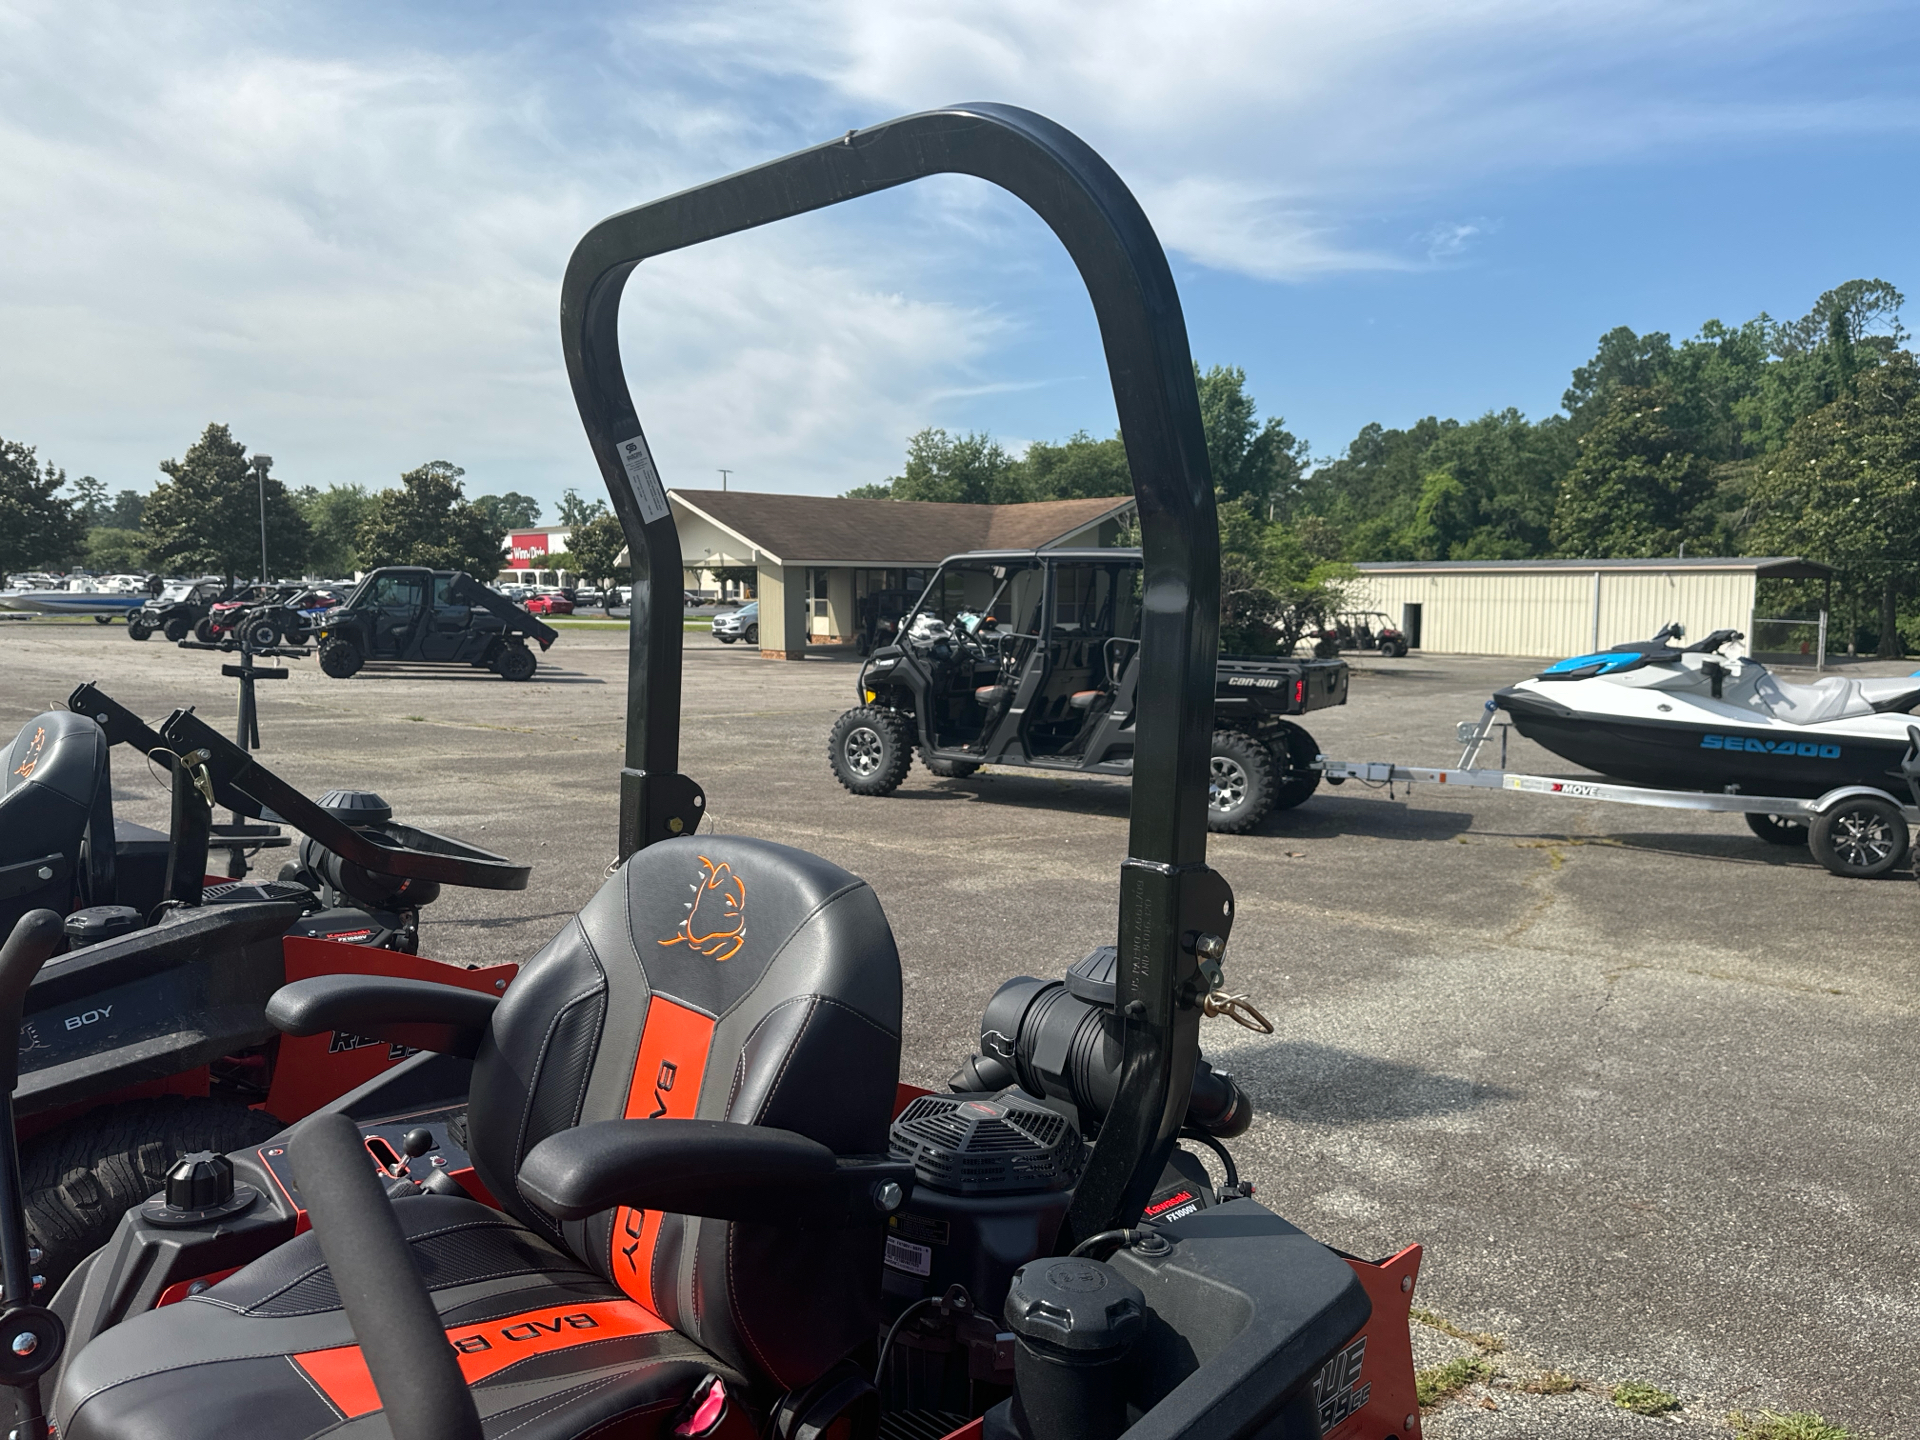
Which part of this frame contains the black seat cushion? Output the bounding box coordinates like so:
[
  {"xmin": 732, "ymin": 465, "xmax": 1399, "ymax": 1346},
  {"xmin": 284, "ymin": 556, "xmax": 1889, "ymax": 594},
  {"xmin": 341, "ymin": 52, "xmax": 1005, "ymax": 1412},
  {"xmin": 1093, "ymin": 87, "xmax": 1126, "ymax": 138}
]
[
  {"xmin": 55, "ymin": 1194, "xmax": 739, "ymax": 1440},
  {"xmin": 1, "ymin": 710, "xmax": 113, "ymax": 932}
]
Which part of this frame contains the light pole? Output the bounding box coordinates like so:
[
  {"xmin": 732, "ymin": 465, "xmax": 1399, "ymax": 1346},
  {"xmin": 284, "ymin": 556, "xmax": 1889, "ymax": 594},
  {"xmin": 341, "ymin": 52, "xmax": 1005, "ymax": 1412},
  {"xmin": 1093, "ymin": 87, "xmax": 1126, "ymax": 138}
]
[
  {"xmin": 717, "ymin": 468, "xmax": 732, "ymax": 492},
  {"xmin": 251, "ymin": 454, "xmax": 274, "ymax": 583}
]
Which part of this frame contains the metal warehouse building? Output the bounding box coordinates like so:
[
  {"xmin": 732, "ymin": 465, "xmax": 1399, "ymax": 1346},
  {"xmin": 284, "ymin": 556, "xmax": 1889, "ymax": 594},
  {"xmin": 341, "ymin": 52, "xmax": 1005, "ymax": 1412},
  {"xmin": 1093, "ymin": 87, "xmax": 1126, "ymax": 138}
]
[{"xmin": 1351, "ymin": 557, "xmax": 1833, "ymax": 662}]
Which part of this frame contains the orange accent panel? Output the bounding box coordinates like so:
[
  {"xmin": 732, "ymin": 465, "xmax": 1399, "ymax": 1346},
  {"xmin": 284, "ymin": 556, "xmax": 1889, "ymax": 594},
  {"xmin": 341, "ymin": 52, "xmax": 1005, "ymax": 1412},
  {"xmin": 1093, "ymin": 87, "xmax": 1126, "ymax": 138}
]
[
  {"xmin": 610, "ymin": 997, "xmax": 715, "ymax": 1310},
  {"xmin": 293, "ymin": 1298, "xmax": 670, "ymax": 1419},
  {"xmin": 936, "ymin": 1422, "xmax": 984, "ymax": 1440},
  {"xmin": 263, "ymin": 937, "xmax": 518, "ymax": 1122},
  {"xmin": 1323, "ymin": 1243, "xmax": 1423, "ymax": 1439},
  {"xmin": 893, "ymin": 1082, "xmax": 933, "ymax": 1118}
]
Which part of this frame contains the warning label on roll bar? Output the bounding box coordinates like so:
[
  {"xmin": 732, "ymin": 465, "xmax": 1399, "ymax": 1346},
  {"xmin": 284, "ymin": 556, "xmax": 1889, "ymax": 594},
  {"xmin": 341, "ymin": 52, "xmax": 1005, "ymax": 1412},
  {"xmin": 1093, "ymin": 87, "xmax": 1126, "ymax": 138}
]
[{"xmin": 616, "ymin": 434, "xmax": 670, "ymax": 524}]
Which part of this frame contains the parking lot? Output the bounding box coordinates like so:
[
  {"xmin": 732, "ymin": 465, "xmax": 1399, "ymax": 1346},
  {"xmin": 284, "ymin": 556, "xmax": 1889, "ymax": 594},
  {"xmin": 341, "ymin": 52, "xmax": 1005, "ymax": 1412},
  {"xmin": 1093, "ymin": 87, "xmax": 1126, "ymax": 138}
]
[{"xmin": 3, "ymin": 620, "xmax": 1913, "ymax": 1436}]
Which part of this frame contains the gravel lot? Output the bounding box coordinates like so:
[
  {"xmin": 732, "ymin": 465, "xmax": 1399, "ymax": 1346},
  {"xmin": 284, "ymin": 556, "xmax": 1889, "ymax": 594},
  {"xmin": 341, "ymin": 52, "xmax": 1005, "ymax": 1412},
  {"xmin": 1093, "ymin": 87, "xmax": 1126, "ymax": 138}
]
[{"xmin": 3, "ymin": 618, "xmax": 1912, "ymax": 1436}]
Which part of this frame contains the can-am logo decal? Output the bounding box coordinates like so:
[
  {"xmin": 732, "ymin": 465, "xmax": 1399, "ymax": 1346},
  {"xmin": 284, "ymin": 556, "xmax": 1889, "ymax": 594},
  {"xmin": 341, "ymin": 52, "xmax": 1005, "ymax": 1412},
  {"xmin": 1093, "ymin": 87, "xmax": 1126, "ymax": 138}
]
[
  {"xmin": 659, "ymin": 855, "xmax": 747, "ymax": 962},
  {"xmin": 1701, "ymin": 735, "xmax": 1841, "ymax": 759}
]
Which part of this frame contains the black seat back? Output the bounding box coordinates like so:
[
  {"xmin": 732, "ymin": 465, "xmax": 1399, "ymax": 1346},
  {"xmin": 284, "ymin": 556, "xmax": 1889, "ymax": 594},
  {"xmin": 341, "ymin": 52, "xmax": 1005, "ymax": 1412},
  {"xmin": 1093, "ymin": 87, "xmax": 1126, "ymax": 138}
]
[
  {"xmin": 1, "ymin": 711, "xmax": 113, "ymax": 934},
  {"xmin": 465, "ymin": 834, "xmax": 902, "ymax": 1392}
]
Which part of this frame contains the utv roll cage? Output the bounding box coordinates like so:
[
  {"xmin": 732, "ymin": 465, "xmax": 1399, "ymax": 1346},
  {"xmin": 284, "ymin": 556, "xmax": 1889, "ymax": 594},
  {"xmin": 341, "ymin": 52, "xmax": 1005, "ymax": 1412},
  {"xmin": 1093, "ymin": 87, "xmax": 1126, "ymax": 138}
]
[{"xmin": 563, "ymin": 104, "xmax": 1226, "ymax": 1240}]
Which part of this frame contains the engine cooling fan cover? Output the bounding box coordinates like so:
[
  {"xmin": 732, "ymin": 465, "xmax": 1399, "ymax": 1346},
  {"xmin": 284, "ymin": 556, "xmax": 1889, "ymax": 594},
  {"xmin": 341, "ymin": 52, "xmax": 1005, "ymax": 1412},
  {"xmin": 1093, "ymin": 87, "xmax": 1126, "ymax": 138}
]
[{"xmin": 889, "ymin": 1088, "xmax": 1083, "ymax": 1195}]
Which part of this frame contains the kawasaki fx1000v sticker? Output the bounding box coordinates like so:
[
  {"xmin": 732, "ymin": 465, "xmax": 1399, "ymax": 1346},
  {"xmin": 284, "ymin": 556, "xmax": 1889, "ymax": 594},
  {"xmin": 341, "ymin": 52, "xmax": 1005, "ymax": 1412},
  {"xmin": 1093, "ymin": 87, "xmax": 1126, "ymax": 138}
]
[{"xmin": 1701, "ymin": 735, "xmax": 1842, "ymax": 759}]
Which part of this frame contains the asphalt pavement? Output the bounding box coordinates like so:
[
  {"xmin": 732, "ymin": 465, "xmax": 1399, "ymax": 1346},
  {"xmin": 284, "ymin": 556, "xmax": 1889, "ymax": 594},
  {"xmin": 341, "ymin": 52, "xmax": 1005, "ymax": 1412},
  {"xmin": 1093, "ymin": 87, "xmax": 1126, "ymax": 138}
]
[{"xmin": 1, "ymin": 620, "xmax": 1912, "ymax": 1436}]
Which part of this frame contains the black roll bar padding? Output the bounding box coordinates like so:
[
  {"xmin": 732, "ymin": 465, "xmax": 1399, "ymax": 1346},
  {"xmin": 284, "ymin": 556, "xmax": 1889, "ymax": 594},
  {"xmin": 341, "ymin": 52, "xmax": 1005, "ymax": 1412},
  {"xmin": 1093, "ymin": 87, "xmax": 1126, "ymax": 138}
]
[
  {"xmin": 0, "ymin": 910, "xmax": 64, "ymax": 1342},
  {"xmin": 292, "ymin": 1112, "xmax": 482, "ymax": 1440},
  {"xmin": 561, "ymin": 104, "xmax": 1227, "ymax": 1237}
]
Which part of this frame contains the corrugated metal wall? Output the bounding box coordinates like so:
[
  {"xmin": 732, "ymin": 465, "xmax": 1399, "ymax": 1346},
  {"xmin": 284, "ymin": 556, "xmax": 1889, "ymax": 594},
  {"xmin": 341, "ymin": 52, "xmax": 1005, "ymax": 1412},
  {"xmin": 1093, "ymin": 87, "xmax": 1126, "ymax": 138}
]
[{"xmin": 1353, "ymin": 569, "xmax": 1757, "ymax": 659}]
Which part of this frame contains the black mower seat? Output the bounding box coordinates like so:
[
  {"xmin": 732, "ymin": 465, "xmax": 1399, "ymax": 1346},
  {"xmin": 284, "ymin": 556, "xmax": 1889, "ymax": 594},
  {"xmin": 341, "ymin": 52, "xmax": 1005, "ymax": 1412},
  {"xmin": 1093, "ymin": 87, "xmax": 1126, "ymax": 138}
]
[
  {"xmin": 54, "ymin": 835, "xmax": 904, "ymax": 1440},
  {"xmin": 1068, "ymin": 689, "xmax": 1103, "ymax": 709},
  {"xmin": 0, "ymin": 710, "xmax": 113, "ymax": 938}
]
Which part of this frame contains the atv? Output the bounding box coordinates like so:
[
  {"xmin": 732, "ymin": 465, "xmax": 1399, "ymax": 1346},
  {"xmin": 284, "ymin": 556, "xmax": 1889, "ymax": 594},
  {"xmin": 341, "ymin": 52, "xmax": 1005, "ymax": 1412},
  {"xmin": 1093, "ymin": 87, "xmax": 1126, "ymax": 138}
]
[
  {"xmin": 228, "ymin": 586, "xmax": 344, "ymax": 649},
  {"xmin": 830, "ymin": 547, "xmax": 1352, "ymax": 832},
  {"xmin": 6, "ymin": 105, "xmax": 1418, "ymax": 1440},
  {"xmin": 312, "ymin": 567, "xmax": 558, "ymax": 680},
  {"xmin": 0, "ymin": 684, "xmax": 526, "ymax": 1294},
  {"xmin": 125, "ymin": 581, "xmax": 225, "ymax": 643}
]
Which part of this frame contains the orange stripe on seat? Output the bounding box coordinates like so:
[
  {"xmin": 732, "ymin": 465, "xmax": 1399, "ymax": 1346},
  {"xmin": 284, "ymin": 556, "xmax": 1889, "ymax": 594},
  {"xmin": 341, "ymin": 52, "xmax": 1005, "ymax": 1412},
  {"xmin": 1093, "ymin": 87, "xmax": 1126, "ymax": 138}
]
[
  {"xmin": 610, "ymin": 996, "xmax": 715, "ymax": 1310},
  {"xmin": 292, "ymin": 1298, "xmax": 670, "ymax": 1419}
]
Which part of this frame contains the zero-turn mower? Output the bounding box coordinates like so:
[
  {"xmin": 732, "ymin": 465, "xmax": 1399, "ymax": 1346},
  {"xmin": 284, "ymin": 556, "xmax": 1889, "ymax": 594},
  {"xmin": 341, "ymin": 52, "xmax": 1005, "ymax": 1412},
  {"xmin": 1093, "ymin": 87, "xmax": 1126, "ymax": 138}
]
[{"xmin": 2, "ymin": 105, "xmax": 1420, "ymax": 1440}]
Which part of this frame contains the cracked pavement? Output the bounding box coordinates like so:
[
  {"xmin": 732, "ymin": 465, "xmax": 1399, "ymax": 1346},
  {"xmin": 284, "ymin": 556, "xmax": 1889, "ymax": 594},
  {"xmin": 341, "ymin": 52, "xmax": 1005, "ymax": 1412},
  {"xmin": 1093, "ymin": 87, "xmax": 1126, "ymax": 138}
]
[{"xmin": 3, "ymin": 624, "xmax": 1911, "ymax": 1436}]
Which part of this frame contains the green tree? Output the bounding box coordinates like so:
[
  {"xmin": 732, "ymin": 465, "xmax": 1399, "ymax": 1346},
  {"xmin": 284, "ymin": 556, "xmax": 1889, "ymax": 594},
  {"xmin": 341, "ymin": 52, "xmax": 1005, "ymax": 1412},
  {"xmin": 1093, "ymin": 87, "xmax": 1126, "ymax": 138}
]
[
  {"xmin": 563, "ymin": 514, "xmax": 627, "ymax": 587},
  {"xmin": 1010, "ymin": 430, "xmax": 1133, "ymax": 501},
  {"xmin": 1746, "ymin": 354, "xmax": 1920, "ymax": 656},
  {"xmin": 0, "ymin": 436, "xmax": 87, "ymax": 578},
  {"xmin": 555, "ymin": 488, "xmax": 608, "ymax": 527},
  {"xmin": 1195, "ymin": 364, "xmax": 1307, "ymax": 513},
  {"xmin": 1563, "ymin": 326, "xmax": 1675, "ymax": 432},
  {"xmin": 1217, "ymin": 500, "xmax": 1356, "ymax": 655},
  {"xmin": 84, "ymin": 528, "xmax": 149, "ymax": 572},
  {"xmin": 474, "ymin": 491, "xmax": 542, "ymax": 530},
  {"xmin": 294, "ymin": 483, "xmax": 375, "ymax": 577},
  {"xmin": 68, "ymin": 474, "xmax": 107, "ymax": 526},
  {"xmin": 100, "ymin": 489, "xmax": 145, "ymax": 529},
  {"xmin": 143, "ymin": 425, "xmax": 309, "ymax": 583},
  {"xmin": 853, "ymin": 429, "xmax": 1016, "ymax": 504},
  {"xmin": 1551, "ymin": 387, "xmax": 1715, "ymax": 557},
  {"xmin": 356, "ymin": 461, "xmax": 504, "ymax": 577}
]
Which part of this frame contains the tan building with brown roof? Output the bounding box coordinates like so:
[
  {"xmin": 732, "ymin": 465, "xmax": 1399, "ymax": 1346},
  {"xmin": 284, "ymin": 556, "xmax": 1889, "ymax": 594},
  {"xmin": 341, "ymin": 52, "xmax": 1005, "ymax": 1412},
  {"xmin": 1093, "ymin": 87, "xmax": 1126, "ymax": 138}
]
[{"xmin": 668, "ymin": 489, "xmax": 1136, "ymax": 658}]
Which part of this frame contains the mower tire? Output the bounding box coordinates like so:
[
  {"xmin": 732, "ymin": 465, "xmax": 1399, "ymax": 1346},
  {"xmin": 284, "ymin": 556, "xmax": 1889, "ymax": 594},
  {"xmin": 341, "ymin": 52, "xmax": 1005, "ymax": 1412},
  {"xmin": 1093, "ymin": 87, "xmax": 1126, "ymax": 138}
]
[
  {"xmin": 21, "ymin": 1096, "xmax": 284, "ymax": 1293},
  {"xmin": 495, "ymin": 643, "xmax": 538, "ymax": 682},
  {"xmin": 1268, "ymin": 720, "xmax": 1322, "ymax": 812},
  {"xmin": 318, "ymin": 638, "xmax": 364, "ymax": 679},
  {"xmin": 162, "ymin": 617, "xmax": 192, "ymax": 642},
  {"xmin": 126, "ymin": 618, "xmax": 155, "ymax": 641},
  {"xmin": 193, "ymin": 617, "xmax": 218, "ymax": 644},
  {"xmin": 1745, "ymin": 811, "xmax": 1809, "ymax": 847},
  {"xmin": 1809, "ymin": 795, "xmax": 1909, "ymax": 878},
  {"xmin": 243, "ymin": 618, "xmax": 282, "ymax": 649},
  {"xmin": 922, "ymin": 752, "xmax": 980, "ymax": 779},
  {"xmin": 1207, "ymin": 730, "xmax": 1275, "ymax": 834},
  {"xmin": 828, "ymin": 708, "xmax": 912, "ymax": 796}
]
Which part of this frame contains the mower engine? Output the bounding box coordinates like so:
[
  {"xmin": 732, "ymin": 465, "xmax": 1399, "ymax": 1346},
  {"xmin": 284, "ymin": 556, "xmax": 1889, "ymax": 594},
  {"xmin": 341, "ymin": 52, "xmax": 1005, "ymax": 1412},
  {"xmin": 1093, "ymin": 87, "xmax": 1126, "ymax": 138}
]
[{"xmin": 280, "ymin": 790, "xmax": 444, "ymax": 952}]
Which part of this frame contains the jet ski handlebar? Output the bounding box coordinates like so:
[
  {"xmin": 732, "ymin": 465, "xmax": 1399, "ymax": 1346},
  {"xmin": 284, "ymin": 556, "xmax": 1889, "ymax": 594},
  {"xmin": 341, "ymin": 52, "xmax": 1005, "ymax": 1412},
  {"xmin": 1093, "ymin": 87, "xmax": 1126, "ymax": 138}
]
[{"xmin": 1681, "ymin": 628, "xmax": 1744, "ymax": 654}]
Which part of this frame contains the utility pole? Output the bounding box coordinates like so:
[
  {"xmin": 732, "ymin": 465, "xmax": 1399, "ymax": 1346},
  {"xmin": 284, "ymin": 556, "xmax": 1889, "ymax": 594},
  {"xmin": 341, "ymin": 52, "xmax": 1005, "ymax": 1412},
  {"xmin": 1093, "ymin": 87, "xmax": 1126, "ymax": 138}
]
[
  {"xmin": 717, "ymin": 469, "xmax": 732, "ymax": 492},
  {"xmin": 251, "ymin": 454, "xmax": 274, "ymax": 583}
]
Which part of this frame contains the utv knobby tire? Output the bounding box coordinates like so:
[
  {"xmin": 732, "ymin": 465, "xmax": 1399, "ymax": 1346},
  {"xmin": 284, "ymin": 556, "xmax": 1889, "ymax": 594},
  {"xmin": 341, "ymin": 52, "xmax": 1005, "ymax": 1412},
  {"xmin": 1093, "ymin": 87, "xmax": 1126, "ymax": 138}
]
[
  {"xmin": 242, "ymin": 618, "xmax": 282, "ymax": 649},
  {"xmin": 162, "ymin": 617, "xmax": 192, "ymax": 643},
  {"xmin": 193, "ymin": 617, "xmax": 218, "ymax": 644},
  {"xmin": 922, "ymin": 752, "xmax": 981, "ymax": 779},
  {"xmin": 318, "ymin": 639, "xmax": 364, "ymax": 679},
  {"xmin": 1207, "ymin": 731, "xmax": 1276, "ymax": 834},
  {"xmin": 829, "ymin": 708, "xmax": 912, "ymax": 796},
  {"xmin": 1745, "ymin": 811, "xmax": 1810, "ymax": 847},
  {"xmin": 21, "ymin": 1096, "xmax": 284, "ymax": 1293},
  {"xmin": 495, "ymin": 645, "xmax": 537, "ymax": 682},
  {"xmin": 1269, "ymin": 720, "xmax": 1322, "ymax": 812},
  {"xmin": 1809, "ymin": 796, "xmax": 1909, "ymax": 878},
  {"xmin": 126, "ymin": 618, "xmax": 154, "ymax": 641}
]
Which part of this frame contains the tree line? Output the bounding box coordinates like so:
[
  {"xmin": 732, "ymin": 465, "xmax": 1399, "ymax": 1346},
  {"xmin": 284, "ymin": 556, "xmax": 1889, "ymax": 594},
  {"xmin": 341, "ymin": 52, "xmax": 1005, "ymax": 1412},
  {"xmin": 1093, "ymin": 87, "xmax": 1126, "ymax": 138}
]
[
  {"xmin": 850, "ymin": 278, "xmax": 1917, "ymax": 655},
  {"xmin": 0, "ymin": 422, "xmax": 630, "ymax": 589}
]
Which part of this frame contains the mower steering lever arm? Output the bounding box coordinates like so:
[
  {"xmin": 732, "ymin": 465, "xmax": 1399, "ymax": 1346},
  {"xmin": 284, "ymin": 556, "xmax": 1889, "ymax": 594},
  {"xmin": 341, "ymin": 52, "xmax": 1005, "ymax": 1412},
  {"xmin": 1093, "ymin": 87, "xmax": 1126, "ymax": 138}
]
[
  {"xmin": 266, "ymin": 975, "xmax": 498, "ymax": 1058},
  {"xmin": 519, "ymin": 1119, "xmax": 913, "ymax": 1227}
]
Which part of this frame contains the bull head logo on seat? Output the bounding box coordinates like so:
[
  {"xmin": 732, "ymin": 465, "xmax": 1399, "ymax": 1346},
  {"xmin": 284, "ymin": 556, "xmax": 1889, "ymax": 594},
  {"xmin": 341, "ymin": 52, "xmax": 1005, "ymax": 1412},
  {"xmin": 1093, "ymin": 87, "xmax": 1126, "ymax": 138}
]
[{"xmin": 659, "ymin": 855, "xmax": 746, "ymax": 962}]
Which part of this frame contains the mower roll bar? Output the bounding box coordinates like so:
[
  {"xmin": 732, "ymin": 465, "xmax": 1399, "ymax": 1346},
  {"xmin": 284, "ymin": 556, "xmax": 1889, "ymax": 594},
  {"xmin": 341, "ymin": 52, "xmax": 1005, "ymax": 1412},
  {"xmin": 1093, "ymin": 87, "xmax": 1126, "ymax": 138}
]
[{"xmin": 562, "ymin": 104, "xmax": 1230, "ymax": 1237}]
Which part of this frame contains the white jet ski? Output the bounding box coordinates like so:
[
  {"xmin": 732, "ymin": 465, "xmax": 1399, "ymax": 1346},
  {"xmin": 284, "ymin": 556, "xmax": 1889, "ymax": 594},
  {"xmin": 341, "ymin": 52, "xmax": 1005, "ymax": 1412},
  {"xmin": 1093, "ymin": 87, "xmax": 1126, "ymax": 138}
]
[{"xmin": 1494, "ymin": 624, "xmax": 1920, "ymax": 799}]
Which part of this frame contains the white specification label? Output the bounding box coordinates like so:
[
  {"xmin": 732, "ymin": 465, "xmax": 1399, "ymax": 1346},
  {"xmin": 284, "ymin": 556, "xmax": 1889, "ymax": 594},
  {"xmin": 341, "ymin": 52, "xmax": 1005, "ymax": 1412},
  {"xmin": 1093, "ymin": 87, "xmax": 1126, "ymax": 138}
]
[
  {"xmin": 616, "ymin": 433, "xmax": 669, "ymax": 524},
  {"xmin": 884, "ymin": 1237, "xmax": 932, "ymax": 1277}
]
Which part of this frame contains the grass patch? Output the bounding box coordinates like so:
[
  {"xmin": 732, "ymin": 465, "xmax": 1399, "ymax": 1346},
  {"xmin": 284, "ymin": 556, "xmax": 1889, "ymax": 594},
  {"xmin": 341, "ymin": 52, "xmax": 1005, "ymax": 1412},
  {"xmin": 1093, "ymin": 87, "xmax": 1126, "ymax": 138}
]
[
  {"xmin": 1729, "ymin": 1413, "xmax": 1855, "ymax": 1440},
  {"xmin": 1408, "ymin": 1306, "xmax": 1505, "ymax": 1353},
  {"xmin": 405, "ymin": 715, "xmax": 425, "ymax": 722},
  {"xmin": 1519, "ymin": 1371, "xmax": 1581, "ymax": 1394},
  {"xmin": 1415, "ymin": 1356, "xmax": 1492, "ymax": 1408},
  {"xmin": 1610, "ymin": 1380, "xmax": 1681, "ymax": 1415}
]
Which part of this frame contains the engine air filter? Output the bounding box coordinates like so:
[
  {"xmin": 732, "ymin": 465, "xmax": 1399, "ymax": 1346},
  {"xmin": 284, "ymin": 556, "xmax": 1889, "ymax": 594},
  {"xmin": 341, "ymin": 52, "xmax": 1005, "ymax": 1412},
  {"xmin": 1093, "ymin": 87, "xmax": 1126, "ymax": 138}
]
[{"xmin": 889, "ymin": 1089, "xmax": 1083, "ymax": 1196}]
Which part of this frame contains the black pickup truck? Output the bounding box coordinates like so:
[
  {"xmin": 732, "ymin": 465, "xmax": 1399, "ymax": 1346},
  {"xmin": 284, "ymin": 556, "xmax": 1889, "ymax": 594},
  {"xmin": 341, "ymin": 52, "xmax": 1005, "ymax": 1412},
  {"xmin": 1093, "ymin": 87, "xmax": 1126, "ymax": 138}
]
[
  {"xmin": 313, "ymin": 568, "xmax": 558, "ymax": 681},
  {"xmin": 826, "ymin": 548, "xmax": 1349, "ymax": 832}
]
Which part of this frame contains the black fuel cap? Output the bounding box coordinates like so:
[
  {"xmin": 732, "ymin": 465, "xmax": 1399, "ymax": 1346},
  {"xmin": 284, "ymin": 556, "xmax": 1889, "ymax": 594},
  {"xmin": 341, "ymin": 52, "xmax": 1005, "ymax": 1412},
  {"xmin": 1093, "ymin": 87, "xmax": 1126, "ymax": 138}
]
[
  {"xmin": 1004, "ymin": 1257, "xmax": 1145, "ymax": 1355},
  {"xmin": 316, "ymin": 789, "xmax": 393, "ymax": 826},
  {"xmin": 62, "ymin": 906, "xmax": 142, "ymax": 948}
]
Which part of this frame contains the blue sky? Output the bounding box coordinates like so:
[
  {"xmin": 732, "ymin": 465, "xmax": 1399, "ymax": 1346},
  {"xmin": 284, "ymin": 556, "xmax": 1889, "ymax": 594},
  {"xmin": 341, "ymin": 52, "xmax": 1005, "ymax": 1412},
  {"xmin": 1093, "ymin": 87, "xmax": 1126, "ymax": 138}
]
[{"xmin": 3, "ymin": 1, "xmax": 1916, "ymax": 515}]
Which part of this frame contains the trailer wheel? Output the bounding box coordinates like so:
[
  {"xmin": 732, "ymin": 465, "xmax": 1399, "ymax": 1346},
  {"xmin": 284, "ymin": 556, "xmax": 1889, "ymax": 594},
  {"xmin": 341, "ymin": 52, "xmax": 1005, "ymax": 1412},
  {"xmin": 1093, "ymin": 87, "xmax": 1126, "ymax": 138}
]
[
  {"xmin": 495, "ymin": 643, "xmax": 538, "ymax": 681},
  {"xmin": 1207, "ymin": 731, "xmax": 1275, "ymax": 834},
  {"xmin": 1745, "ymin": 812, "xmax": 1809, "ymax": 847},
  {"xmin": 922, "ymin": 751, "xmax": 980, "ymax": 779},
  {"xmin": 1809, "ymin": 796, "xmax": 1909, "ymax": 878},
  {"xmin": 21, "ymin": 1096, "xmax": 284, "ymax": 1294},
  {"xmin": 829, "ymin": 708, "xmax": 912, "ymax": 796},
  {"xmin": 126, "ymin": 618, "xmax": 154, "ymax": 641},
  {"xmin": 163, "ymin": 616, "xmax": 191, "ymax": 642},
  {"xmin": 1268, "ymin": 721, "xmax": 1322, "ymax": 811},
  {"xmin": 318, "ymin": 638, "xmax": 364, "ymax": 678}
]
